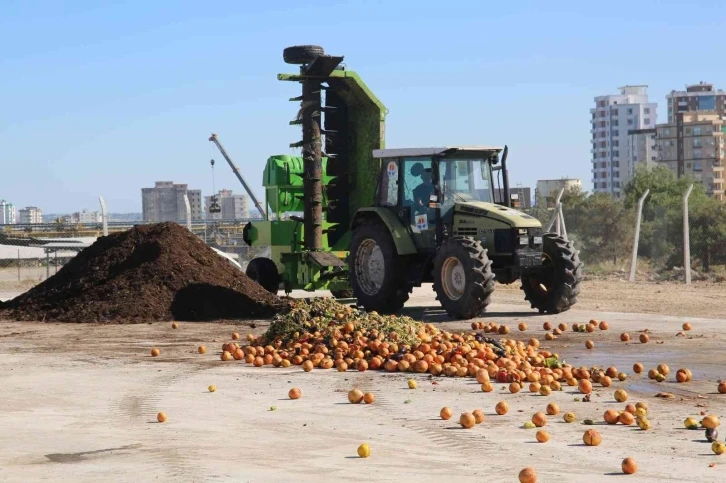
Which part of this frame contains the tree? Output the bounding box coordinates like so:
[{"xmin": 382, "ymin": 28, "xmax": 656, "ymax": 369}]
[
  {"xmin": 560, "ymin": 191, "xmax": 633, "ymax": 265},
  {"xmin": 623, "ymin": 166, "xmax": 709, "ymax": 265},
  {"xmin": 624, "ymin": 165, "xmax": 707, "ymax": 210},
  {"xmin": 689, "ymin": 200, "xmax": 726, "ymax": 271}
]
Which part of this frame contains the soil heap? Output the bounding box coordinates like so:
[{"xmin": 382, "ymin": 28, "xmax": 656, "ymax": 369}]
[{"xmin": 0, "ymin": 222, "xmax": 284, "ymax": 322}]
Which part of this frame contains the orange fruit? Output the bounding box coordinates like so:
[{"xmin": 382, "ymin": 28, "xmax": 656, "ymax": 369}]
[
  {"xmin": 536, "ymin": 430, "xmax": 550, "ymax": 443},
  {"xmin": 519, "ymin": 467, "xmax": 537, "ymax": 483},
  {"xmin": 460, "ymin": 412, "xmax": 476, "ymax": 429},
  {"xmin": 622, "ymin": 457, "xmax": 637, "ymax": 475}
]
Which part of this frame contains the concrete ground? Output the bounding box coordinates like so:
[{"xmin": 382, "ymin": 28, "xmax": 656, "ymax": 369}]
[{"xmin": 0, "ymin": 285, "xmax": 725, "ymax": 482}]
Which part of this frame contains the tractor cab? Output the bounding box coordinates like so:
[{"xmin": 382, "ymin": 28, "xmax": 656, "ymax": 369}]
[{"xmin": 373, "ymin": 146, "xmax": 541, "ymax": 252}]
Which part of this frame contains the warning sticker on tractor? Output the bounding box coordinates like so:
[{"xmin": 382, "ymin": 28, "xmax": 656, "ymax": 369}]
[
  {"xmin": 415, "ymin": 214, "xmax": 428, "ymax": 231},
  {"xmin": 387, "ymin": 161, "xmax": 398, "ymax": 178}
]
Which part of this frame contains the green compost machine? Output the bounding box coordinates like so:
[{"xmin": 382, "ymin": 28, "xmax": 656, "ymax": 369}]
[{"xmin": 242, "ymin": 45, "xmax": 583, "ymax": 318}]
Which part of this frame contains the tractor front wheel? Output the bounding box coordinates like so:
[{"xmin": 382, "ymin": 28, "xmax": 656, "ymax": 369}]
[
  {"xmin": 349, "ymin": 221, "xmax": 410, "ymax": 314},
  {"xmin": 521, "ymin": 233, "xmax": 582, "ymax": 314},
  {"xmin": 245, "ymin": 257, "xmax": 280, "ymax": 295},
  {"xmin": 433, "ymin": 236, "xmax": 495, "ymax": 319}
]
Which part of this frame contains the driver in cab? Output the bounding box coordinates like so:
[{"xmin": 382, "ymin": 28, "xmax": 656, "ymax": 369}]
[{"xmin": 411, "ymin": 162, "xmax": 434, "ymax": 215}]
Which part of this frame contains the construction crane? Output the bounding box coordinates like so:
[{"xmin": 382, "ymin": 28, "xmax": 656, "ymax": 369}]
[{"xmin": 208, "ymin": 133, "xmax": 267, "ymax": 219}]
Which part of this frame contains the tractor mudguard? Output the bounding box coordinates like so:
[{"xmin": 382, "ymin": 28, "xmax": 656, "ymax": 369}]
[{"xmin": 351, "ymin": 207, "xmax": 417, "ymax": 255}]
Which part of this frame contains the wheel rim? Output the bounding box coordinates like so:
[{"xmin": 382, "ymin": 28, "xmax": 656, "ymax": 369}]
[
  {"xmin": 354, "ymin": 239, "xmax": 385, "ymax": 296},
  {"xmin": 441, "ymin": 256, "xmax": 466, "ymax": 301}
]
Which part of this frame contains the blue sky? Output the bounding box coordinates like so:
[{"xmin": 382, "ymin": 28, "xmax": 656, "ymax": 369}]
[{"xmin": 2, "ymin": 0, "xmax": 726, "ymax": 213}]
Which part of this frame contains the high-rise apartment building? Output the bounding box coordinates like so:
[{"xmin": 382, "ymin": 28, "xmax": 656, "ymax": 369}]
[
  {"xmin": 0, "ymin": 200, "xmax": 16, "ymax": 224},
  {"xmin": 656, "ymin": 112, "xmax": 725, "ymax": 200},
  {"xmin": 666, "ymin": 82, "xmax": 726, "ymax": 123},
  {"xmin": 203, "ymin": 189, "xmax": 250, "ymax": 220},
  {"xmin": 141, "ymin": 181, "xmax": 202, "ymax": 222},
  {"xmin": 591, "ymin": 86, "xmax": 657, "ymax": 198},
  {"xmin": 18, "ymin": 206, "xmax": 43, "ymax": 224}
]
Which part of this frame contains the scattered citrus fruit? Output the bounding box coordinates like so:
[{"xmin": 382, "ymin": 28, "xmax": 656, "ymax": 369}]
[
  {"xmin": 519, "ymin": 467, "xmax": 537, "ymax": 483},
  {"xmin": 622, "ymin": 457, "xmax": 637, "ymax": 474},
  {"xmin": 583, "ymin": 429, "xmax": 602, "ymax": 446},
  {"xmin": 357, "ymin": 443, "xmax": 371, "ymax": 458}
]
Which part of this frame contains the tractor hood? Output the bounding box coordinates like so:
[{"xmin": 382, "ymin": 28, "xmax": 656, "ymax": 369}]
[{"xmin": 454, "ymin": 201, "xmax": 542, "ymax": 228}]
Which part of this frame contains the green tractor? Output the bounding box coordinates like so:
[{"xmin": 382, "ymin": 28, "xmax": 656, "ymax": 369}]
[{"xmin": 242, "ymin": 45, "xmax": 582, "ymax": 318}]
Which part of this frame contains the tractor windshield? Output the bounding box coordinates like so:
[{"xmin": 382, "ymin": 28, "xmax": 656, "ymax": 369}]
[{"xmin": 439, "ymin": 159, "xmax": 493, "ymax": 208}]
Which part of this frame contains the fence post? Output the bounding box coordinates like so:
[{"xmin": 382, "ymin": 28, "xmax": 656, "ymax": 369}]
[
  {"xmin": 558, "ymin": 202, "xmax": 568, "ymax": 240},
  {"xmin": 629, "ymin": 189, "xmax": 650, "ymax": 282},
  {"xmin": 683, "ymin": 184, "xmax": 694, "ymax": 285},
  {"xmin": 183, "ymin": 194, "xmax": 192, "ymax": 231},
  {"xmin": 46, "ymin": 251, "xmax": 50, "ymax": 280},
  {"xmin": 544, "ymin": 188, "xmax": 565, "ymax": 235},
  {"xmin": 17, "ymin": 249, "xmax": 20, "ymax": 281},
  {"xmin": 98, "ymin": 196, "xmax": 108, "ymax": 236}
]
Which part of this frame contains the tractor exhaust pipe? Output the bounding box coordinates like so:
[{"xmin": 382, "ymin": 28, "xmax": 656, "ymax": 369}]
[{"xmin": 501, "ymin": 145, "xmax": 510, "ymax": 207}]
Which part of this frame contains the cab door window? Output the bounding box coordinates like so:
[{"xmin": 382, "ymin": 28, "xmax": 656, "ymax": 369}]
[{"xmin": 377, "ymin": 159, "xmax": 399, "ymax": 206}]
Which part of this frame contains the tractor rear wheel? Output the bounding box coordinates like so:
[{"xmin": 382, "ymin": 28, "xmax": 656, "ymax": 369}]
[
  {"xmin": 433, "ymin": 236, "xmax": 495, "ymax": 319},
  {"xmin": 245, "ymin": 257, "xmax": 280, "ymax": 294},
  {"xmin": 349, "ymin": 221, "xmax": 410, "ymax": 314},
  {"xmin": 521, "ymin": 233, "xmax": 582, "ymax": 314}
]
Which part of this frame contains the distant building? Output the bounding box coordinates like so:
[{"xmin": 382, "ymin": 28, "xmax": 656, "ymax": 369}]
[
  {"xmin": 591, "ymin": 86, "xmax": 657, "ymax": 198},
  {"xmin": 535, "ymin": 179, "xmax": 583, "ymax": 208},
  {"xmin": 204, "ymin": 189, "xmax": 250, "ymax": 220},
  {"xmin": 656, "ymin": 112, "xmax": 725, "ymax": 200},
  {"xmin": 0, "ymin": 200, "xmax": 16, "ymax": 224},
  {"xmin": 18, "ymin": 206, "xmax": 43, "ymax": 224},
  {"xmin": 71, "ymin": 210, "xmax": 102, "ymax": 224},
  {"xmin": 141, "ymin": 181, "xmax": 203, "ymax": 222},
  {"xmin": 666, "ymin": 82, "xmax": 726, "ymax": 123}
]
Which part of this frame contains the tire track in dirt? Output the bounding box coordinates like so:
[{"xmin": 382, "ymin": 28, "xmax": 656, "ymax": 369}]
[
  {"xmin": 334, "ymin": 373, "xmax": 490, "ymax": 456},
  {"xmin": 107, "ymin": 362, "xmax": 213, "ymax": 481}
]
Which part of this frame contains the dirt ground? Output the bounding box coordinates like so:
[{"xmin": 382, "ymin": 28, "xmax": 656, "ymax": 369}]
[
  {"xmin": 496, "ymin": 278, "xmax": 725, "ymax": 320},
  {"xmin": 1, "ymin": 283, "xmax": 725, "ymax": 482}
]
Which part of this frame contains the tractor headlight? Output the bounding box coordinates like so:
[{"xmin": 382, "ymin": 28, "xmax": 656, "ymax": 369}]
[
  {"xmin": 533, "ymin": 236, "xmax": 543, "ymax": 245},
  {"xmin": 519, "ymin": 236, "xmax": 529, "ymax": 245}
]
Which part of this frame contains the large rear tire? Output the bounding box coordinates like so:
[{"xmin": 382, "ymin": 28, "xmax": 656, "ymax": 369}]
[
  {"xmin": 283, "ymin": 45, "xmax": 324, "ymax": 64},
  {"xmin": 433, "ymin": 236, "xmax": 495, "ymax": 319},
  {"xmin": 245, "ymin": 257, "xmax": 280, "ymax": 295},
  {"xmin": 521, "ymin": 233, "xmax": 582, "ymax": 314},
  {"xmin": 348, "ymin": 221, "xmax": 410, "ymax": 314}
]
